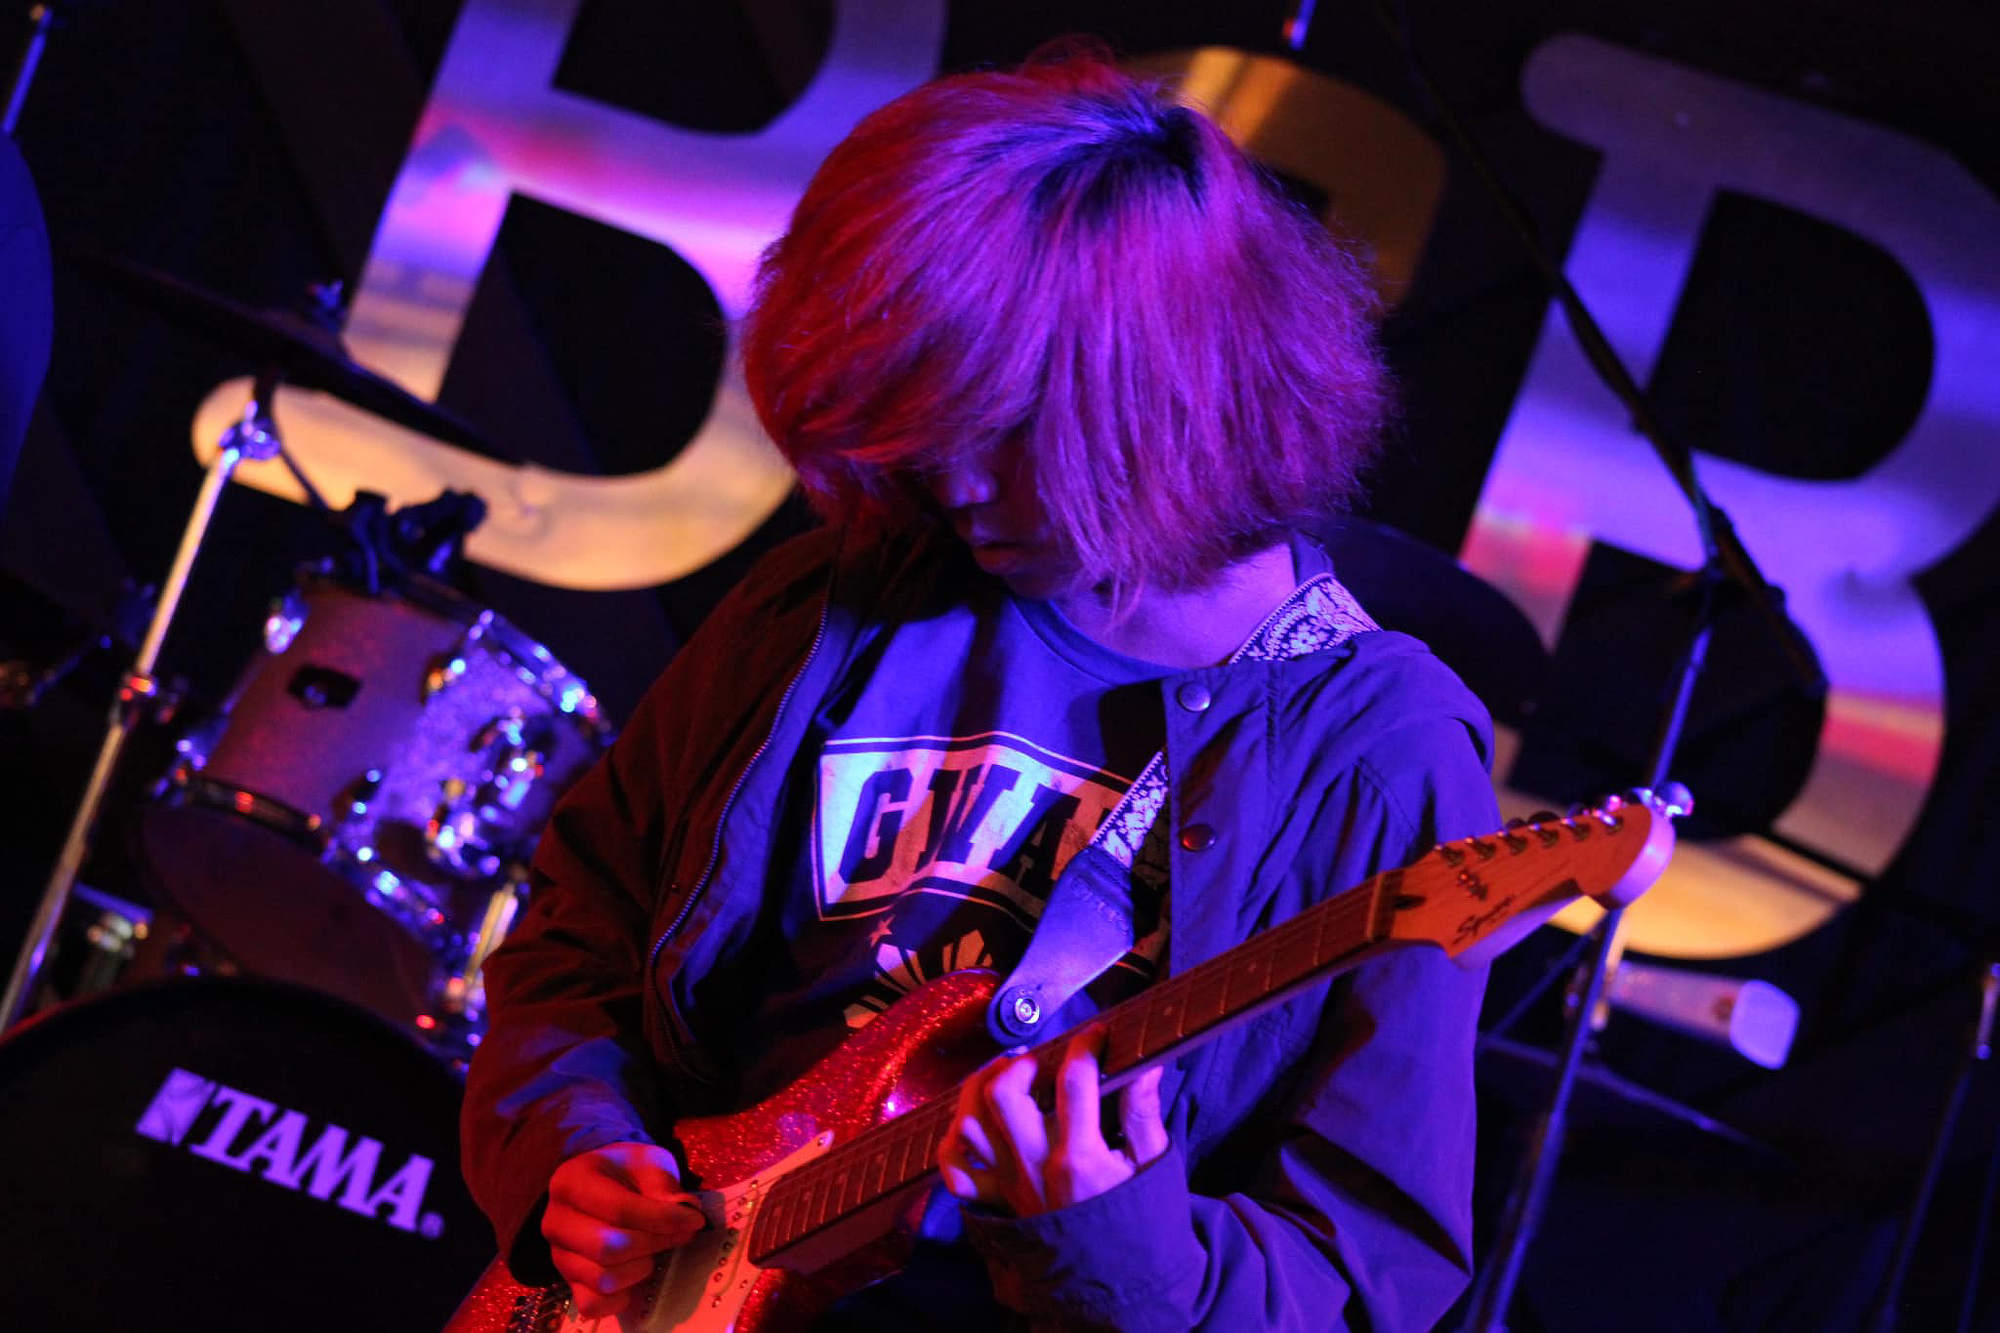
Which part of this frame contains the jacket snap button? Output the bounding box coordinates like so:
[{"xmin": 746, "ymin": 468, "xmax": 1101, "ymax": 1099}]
[
  {"xmin": 1179, "ymin": 823, "xmax": 1216, "ymax": 852},
  {"xmin": 1176, "ymin": 682, "xmax": 1212, "ymax": 712}
]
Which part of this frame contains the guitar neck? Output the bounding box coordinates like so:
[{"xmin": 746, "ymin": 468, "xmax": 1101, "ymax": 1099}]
[
  {"xmin": 743, "ymin": 867, "xmax": 1400, "ymax": 1265},
  {"xmin": 745, "ymin": 796, "xmax": 1673, "ymax": 1268}
]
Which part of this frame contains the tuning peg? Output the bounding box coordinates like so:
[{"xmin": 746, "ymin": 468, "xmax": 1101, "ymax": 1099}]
[
  {"xmin": 1658, "ymin": 781, "xmax": 1695, "ymax": 819},
  {"xmin": 1623, "ymin": 784, "xmax": 1696, "ymax": 819}
]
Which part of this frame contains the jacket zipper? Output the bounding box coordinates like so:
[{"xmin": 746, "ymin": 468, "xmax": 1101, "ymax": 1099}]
[{"xmin": 644, "ymin": 584, "xmax": 834, "ymax": 1083}]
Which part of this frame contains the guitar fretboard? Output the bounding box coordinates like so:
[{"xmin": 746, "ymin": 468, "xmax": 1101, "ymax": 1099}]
[{"xmin": 744, "ymin": 870, "xmax": 1395, "ymax": 1265}]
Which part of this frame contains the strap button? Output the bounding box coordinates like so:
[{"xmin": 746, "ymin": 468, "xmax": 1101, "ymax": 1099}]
[
  {"xmin": 1175, "ymin": 682, "xmax": 1212, "ymax": 712},
  {"xmin": 1179, "ymin": 823, "xmax": 1217, "ymax": 852}
]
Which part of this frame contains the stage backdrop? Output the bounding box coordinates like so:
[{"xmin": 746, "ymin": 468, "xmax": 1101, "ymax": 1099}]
[{"xmin": 3, "ymin": 3, "xmax": 1996, "ymax": 1328}]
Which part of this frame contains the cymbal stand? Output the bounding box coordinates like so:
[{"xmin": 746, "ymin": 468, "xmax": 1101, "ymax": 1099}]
[
  {"xmin": 1, "ymin": 375, "xmax": 285, "ymax": 1030},
  {"xmin": 4, "ymin": 3, "xmax": 58, "ymax": 135},
  {"xmin": 1863, "ymin": 956, "xmax": 2000, "ymax": 1333}
]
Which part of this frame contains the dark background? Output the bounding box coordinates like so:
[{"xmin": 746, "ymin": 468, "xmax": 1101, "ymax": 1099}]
[{"xmin": 2, "ymin": 2, "xmax": 1996, "ymax": 1329}]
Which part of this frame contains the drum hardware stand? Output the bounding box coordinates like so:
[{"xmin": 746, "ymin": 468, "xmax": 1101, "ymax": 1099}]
[
  {"xmin": 1, "ymin": 371, "xmax": 308, "ymax": 1030},
  {"xmin": 1861, "ymin": 955, "xmax": 2000, "ymax": 1333},
  {"xmin": 3, "ymin": 1, "xmax": 59, "ymax": 135},
  {"xmin": 426, "ymin": 870, "xmax": 530, "ymax": 1053}
]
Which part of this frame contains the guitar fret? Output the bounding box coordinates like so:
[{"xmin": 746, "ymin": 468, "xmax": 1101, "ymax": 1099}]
[
  {"xmin": 1135, "ymin": 989, "xmax": 1162, "ymax": 1057},
  {"xmin": 1184, "ymin": 969, "xmax": 1227, "ymax": 1031},
  {"xmin": 800, "ymin": 1171, "xmax": 827, "ymax": 1233},
  {"xmin": 1152, "ymin": 980, "xmax": 1176, "ymax": 1040},
  {"xmin": 1228, "ymin": 944, "xmax": 1270, "ymax": 1009},
  {"xmin": 785, "ymin": 1181, "xmax": 812, "ymax": 1242},
  {"xmin": 1318, "ymin": 895, "xmax": 1366, "ymax": 964},
  {"xmin": 882, "ymin": 1123, "xmax": 907, "ymax": 1189},
  {"xmin": 816, "ymin": 1165, "xmax": 841, "ymax": 1228},
  {"xmin": 828, "ymin": 1164, "xmax": 854, "ymax": 1219},
  {"xmin": 1103, "ymin": 1007, "xmax": 1142, "ymax": 1075},
  {"xmin": 818, "ymin": 1165, "xmax": 842, "ymax": 1228},
  {"xmin": 1262, "ymin": 921, "xmax": 1308, "ymax": 989},
  {"xmin": 861, "ymin": 1144, "xmax": 886, "ymax": 1200},
  {"xmin": 1313, "ymin": 897, "xmax": 1338, "ymax": 965},
  {"xmin": 1288, "ymin": 913, "xmax": 1325, "ymax": 976},
  {"xmin": 916, "ymin": 1106, "xmax": 947, "ymax": 1162},
  {"xmin": 884, "ymin": 1120, "xmax": 920, "ymax": 1194},
  {"xmin": 1292, "ymin": 901, "xmax": 1335, "ymax": 964},
  {"xmin": 782, "ymin": 1186, "xmax": 809, "ymax": 1246},
  {"xmin": 762, "ymin": 1185, "xmax": 795, "ymax": 1249}
]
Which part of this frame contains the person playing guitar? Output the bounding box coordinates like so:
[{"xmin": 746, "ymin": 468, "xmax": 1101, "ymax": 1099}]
[{"xmin": 460, "ymin": 46, "xmax": 1501, "ymax": 1331}]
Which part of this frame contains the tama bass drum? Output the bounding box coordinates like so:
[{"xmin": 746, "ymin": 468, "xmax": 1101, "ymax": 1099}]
[{"xmin": 0, "ymin": 978, "xmax": 496, "ymax": 1330}]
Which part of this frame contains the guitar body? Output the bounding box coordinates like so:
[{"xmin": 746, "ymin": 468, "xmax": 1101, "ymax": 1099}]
[{"xmin": 443, "ymin": 968, "xmax": 1002, "ymax": 1333}]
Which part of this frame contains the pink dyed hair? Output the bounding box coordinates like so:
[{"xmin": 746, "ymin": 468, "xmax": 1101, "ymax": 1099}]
[{"xmin": 741, "ymin": 48, "xmax": 1390, "ymax": 591}]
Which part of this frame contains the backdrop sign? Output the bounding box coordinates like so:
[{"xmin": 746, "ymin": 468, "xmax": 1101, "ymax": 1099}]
[
  {"xmin": 193, "ymin": 0, "xmax": 944, "ymax": 589},
  {"xmin": 1464, "ymin": 36, "xmax": 1998, "ymax": 891}
]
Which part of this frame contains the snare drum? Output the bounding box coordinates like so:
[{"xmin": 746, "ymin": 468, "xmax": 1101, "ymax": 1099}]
[
  {"xmin": 0, "ymin": 977, "xmax": 494, "ymax": 1331},
  {"xmin": 141, "ymin": 575, "xmax": 610, "ymax": 1031}
]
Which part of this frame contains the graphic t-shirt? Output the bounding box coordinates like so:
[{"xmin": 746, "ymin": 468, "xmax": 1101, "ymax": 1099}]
[{"xmin": 736, "ymin": 578, "xmax": 1175, "ymax": 1098}]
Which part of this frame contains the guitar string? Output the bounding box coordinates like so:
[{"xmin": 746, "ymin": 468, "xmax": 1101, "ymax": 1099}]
[
  {"xmin": 751, "ymin": 814, "xmax": 1621, "ymax": 1253},
  {"xmin": 753, "ymin": 888, "xmax": 1386, "ymax": 1253}
]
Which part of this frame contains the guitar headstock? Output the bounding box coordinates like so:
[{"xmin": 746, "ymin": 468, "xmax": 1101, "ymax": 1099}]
[{"xmin": 1386, "ymin": 786, "xmax": 1688, "ymax": 967}]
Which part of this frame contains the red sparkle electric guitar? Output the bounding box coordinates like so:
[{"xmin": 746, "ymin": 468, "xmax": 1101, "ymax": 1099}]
[{"xmin": 444, "ymin": 791, "xmax": 1682, "ymax": 1333}]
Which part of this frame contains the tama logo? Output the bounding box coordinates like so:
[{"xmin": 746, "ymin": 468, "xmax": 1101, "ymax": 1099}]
[{"xmin": 136, "ymin": 1067, "xmax": 445, "ymax": 1238}]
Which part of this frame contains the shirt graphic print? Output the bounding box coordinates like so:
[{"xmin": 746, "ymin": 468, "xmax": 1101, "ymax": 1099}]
[{"xmin": 814, "ymin": 729, "xmax": 1168, "ymax": 1029}]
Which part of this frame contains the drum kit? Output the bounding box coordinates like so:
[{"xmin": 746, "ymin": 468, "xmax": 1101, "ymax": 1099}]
[{"xmin": 0, "ymin": 259, "xmax": 610, "ymax": 1328}]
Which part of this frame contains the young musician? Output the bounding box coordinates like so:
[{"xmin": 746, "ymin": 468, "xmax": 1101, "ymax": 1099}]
[{"xmin": 461, "ymin": 49, "xmax": 1499, "ymax": 1331}]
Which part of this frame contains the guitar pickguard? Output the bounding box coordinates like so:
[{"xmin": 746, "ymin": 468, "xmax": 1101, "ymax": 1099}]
[{"xmin": 556, "ymin": 1133, "xmax": 834, "ymax": 1333}]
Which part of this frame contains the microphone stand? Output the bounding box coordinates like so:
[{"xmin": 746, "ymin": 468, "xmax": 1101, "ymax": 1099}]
[
  {"xmin": 1461, "ymin": 570, "xmax": 1725, "ymax": 1331},
  {"xmin": 0, "ymin": 372, "xmax": 290, "ymax": 1030},
  {"xmin": 1277, "ymin": 3, "xmax": 1827, "ymax": 1327},
  {"xmin": 1861, "ymin": 956, "xmax": 2000, "ymax": 1333}
]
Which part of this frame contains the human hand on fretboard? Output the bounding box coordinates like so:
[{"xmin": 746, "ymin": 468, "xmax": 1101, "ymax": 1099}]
[{"xmin": 939, "ymin": 1027, "xmax": 1171, "ymax": 1216}]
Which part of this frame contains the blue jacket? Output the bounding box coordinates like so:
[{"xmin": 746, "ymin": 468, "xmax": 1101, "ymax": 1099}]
[{"xmin": 461, "ymin": 525, "xmax": 1499, "ymax": 1330}]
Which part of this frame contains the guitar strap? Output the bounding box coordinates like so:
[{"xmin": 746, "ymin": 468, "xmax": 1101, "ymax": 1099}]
[{"xmin": 986, "ymin": 571, "xmax": 1379, "ymax": 1043}]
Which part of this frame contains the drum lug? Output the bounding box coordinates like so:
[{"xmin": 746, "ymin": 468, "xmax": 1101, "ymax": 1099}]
[
  {"xmin": 423, "ymin": 650, "xmax": 469, "ymax": 699},
  {"xmin": 427, "ymin": 711, "xmax": 552, "ymax": 876},
  {"xmin": 350, "ymin": 861, "xmax": 450, "ymax": 943},
  {"xmin": 337, "ymin": 768, "xmax": 384, "ymax": 823},
  {"xmin": 425, "ymin": 804, "xmax": 504, "ymax": 879},
  {"xmin": 262, "ymin": 590, "xmax": 309, "ymax": 654}
]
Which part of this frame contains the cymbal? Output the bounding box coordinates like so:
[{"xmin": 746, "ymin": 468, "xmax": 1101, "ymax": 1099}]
[
  {"xmin": 1313, "ymin": 515, "xmax": 1549, "ymax": 727},
  {"xmin": 67, "ymin": 250, "xmax": 504, "ymax": 460}
]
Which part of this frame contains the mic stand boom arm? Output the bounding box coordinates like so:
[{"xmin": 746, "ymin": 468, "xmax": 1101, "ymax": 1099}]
[{"xmin": 1341, "ymin": 3, "xmax": 1825, "ymax": 1327}]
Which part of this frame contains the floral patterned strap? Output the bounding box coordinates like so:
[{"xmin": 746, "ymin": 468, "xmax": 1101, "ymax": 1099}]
[
  {"xmin": 1228, "ymin": 572, "xmax": 1379, "ymax": 666},
  {"xmin": 1092, "ymin": 574, "xmax": 1377, "ymax": 870}
]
